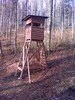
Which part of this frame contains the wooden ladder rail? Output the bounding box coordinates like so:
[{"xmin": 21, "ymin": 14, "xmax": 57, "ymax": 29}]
[{"xmin": 15, "ymin": 40, "xmax": 31, "ymax": 83}]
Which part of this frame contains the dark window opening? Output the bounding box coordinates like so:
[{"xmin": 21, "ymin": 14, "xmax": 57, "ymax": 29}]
[
  {"xmin": 26, "ymin": 23, "xmax": 31, "ymax": 27},
  {"xmin": 33, "ymin": 23, "xmax": 43, "ymax": 28},
  {"xmin": 33, "ymin": 23, "xmax": 40, "ymax": 27}
]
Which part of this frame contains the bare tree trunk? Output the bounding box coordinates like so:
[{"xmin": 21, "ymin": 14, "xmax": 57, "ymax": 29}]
[
  {"xmin": 8, "ymin": 18, "xmax": 11, "ymax": 44},
  {"xmin": 0, "ymin": 32, "xmax": 3, "ymax": 57},
  {"xmin": 61, "ymin": 16, "xmax": 64, "ymax": 40},
  {"xmin": 4, "ymin": 0, "xmax": 7, "ymax": 38},
  {"xmin": 53, "ymin": 0, "xmax": 56, "ymax": 29},
  {"xmin": 32, "ymin": 0, "xmax": 37, "ymax": 15},
  {"xmin": 49, "ymin": 0, "xmax": 53, "ymax": 51},
  {"xmin": 1, "ymin": 0, "xmax": 3, "ymax": 35},
  {"xmin": 0, "ymin": 40, "xmax": 3, "ymax": 57},
  {"xmin": 61, "ymin": 1, "xmax": 64, "ymax": 40},
  {"xmin": 14, "ymin": 0, "xmax": 18, "ymax": 54},
  {"xmin": 0, "ymin": 0, "xmax": 3, "ymax": 57},
  {"xmin": 22, "ymin": 0, "xmax": 28, "ymax": 27},
  {"xmin": 72, "ymin": 0, "xmax": 74, "ymax": 40},
  {"xmin": 9, "ymin": 1, "xmax": 12, "ymax": 45}
]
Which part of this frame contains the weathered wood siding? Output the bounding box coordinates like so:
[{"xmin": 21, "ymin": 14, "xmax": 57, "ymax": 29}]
[
  {"xmin": 25, "ymin": 26, "xmax": 44, "ymax": 40},
  {"xmin": 25, "ymin": 26, "xmax": 31, "ymax": 40},
  {"xmin": 31, "ymin": 27, "xmax": 44, "ymax": 40}
]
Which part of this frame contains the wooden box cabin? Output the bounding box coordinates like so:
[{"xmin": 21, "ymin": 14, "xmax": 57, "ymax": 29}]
[{"xmin": 23, "ymin": 15, "xmax": 48, "ymax": 41}]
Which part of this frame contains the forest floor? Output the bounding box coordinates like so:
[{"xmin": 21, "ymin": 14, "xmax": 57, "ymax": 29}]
[{"xmin": 0, "ymin": 32, "xmax": 75, "ymax": 100}]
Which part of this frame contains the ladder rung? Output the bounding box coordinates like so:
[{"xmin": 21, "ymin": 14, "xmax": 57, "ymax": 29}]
[{"xmin": 18, "ymin": 67, "xmax": 22, "ymax": 71}]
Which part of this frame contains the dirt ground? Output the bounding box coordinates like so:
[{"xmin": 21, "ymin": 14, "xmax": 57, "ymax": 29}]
[
  {"xmin": 0, "ymin": 32, "xmax": 75, "ymax": 100},
  {"xmin": 0, "ymin": 44, "xmax": 75, "ymax": 100}
]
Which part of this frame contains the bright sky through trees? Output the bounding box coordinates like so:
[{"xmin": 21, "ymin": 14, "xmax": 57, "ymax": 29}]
[{"xmin": 19, "ymin": 0, "xmax": 60, "ymax": 4}]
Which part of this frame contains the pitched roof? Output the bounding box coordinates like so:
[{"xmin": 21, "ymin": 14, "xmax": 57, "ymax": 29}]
[{"xmin": 22, "ymin": 15, "xmax": 48, "ymax": 21}]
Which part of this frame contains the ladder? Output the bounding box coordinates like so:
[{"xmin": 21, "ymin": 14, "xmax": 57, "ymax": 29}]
[
  {"xmin": 15, "ymin": 40, "xmax": 47, "ymax": 83},
  {"xmin": 15, "ymin": 39, "xmax": 31, "ymax": 83}
]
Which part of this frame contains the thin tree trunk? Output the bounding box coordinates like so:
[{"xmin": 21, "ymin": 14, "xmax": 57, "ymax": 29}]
[
  {"xmin": 49, "ymin": 0, "xmax": 53, "ymax": 51},
  {"xmin": 0, "ymin": 41, "xmax": 3, "ymax": 57},
  {"xmin": 5, "ymin": 0, "xmax": 7, "ymax": 39},
  {"xmin": 61, "ymin": 2, "xmax": 64, "ymax": 40},
  {"xmin": 1, "ymin": 0, "xmax": 3, "ymax": 35},
  {"xmin": 61, "ymin": 16, "xmax": 64, "ymax": 40},
  {"xmin": 0, "ymin": 33, "xmax": 3, "ymax": 57},
  {"xmin": 72, "ymin": 0, "xmax": 74, "ymax": 40},
  {"xmin": 9, "ymin": 24, "xmax": 12, "ymax": 45},
  {"xmin": 53, "ymin": 0, "xmax": 56, "ymax": 29},
  {"xmin": 0, "ymin": 0, "xmax": 3, "ymax": 57},
  {"xmin": 14, "ymin": 0, "xmax": 18, "ymax": 54},
  {"xmin": 9, "ymin": 1, "xmax": 12, "ymax": 45}
]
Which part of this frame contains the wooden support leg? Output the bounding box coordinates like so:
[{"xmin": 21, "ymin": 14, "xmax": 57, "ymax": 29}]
[
  {"xmin": 27, "ymin": 57, "xmax": 31, "ymax": 83},
  {"xmin": 15, "ymin": 52, "xmax": 23, "ymax": 76},
  {"xmin": 18, "ymin": 46, "xmax": 25, "ymax": 79},
  {"xmin": 36, "ymin": 42, "xmax": 40, "ymax": 61},
  {"xmin": 18, "ymin": 70, "xmax": 23, "ymax": 79},
  {"xmin": 27, "ymin": 41, "xmax": 31, "ymax": 83},
  {"xmin": 39, "ymin": 42, "xmax": 47, "ymax": 67}
]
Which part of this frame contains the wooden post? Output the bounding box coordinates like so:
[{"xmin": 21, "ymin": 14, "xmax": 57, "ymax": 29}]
[
  {"xmin": 39, "ymin": 42, "xmax": 47, "ymax": 67},
  {"xmin": 23, "ymin": 46, "xmax": 25, "ymax": 67},
  {"xmin": 27, "ymin": 56, "xmax": 31, "ymax": 83}
]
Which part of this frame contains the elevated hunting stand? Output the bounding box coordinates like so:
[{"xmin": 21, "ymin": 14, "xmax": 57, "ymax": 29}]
[{"xmin": 15, "ymin": 15, "xmax": 48, "ymax": 83}]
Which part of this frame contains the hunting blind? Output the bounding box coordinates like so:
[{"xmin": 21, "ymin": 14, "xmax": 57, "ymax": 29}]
[
  {"xmin": 25, "ymin": 15, "xmax": 48, "ymax": 41},
  {"xmin": 15, "ymin": 15, "xmax": 48, "ymax": 83}
]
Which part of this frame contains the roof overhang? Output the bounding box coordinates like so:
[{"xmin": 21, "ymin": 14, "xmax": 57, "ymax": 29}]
[{"xmin": 22, "ymin": 15, "xmax": 48, "ymax": 21}]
